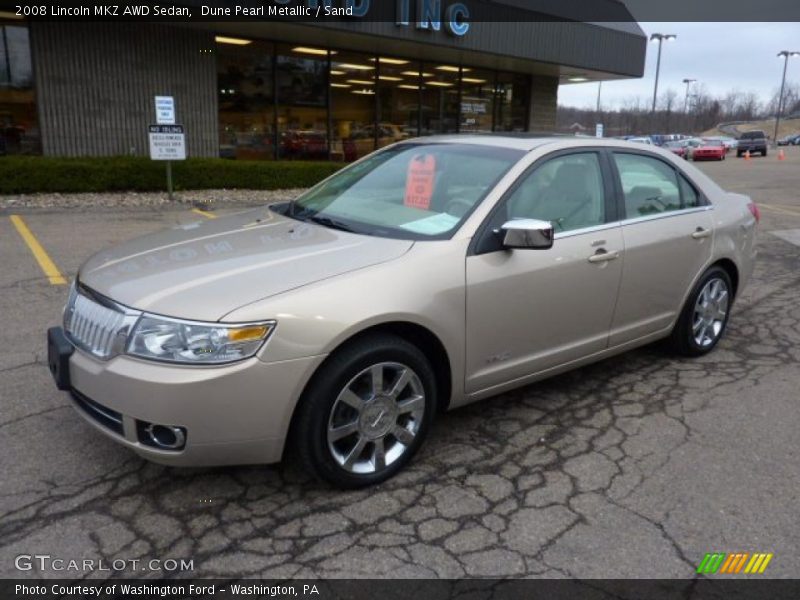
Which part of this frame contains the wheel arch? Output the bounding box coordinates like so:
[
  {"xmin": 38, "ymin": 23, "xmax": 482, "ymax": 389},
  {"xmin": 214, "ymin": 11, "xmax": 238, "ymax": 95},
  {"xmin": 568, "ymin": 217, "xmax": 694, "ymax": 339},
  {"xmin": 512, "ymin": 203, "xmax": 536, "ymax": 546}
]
[
  {"xmin": 712, "ymin": 257, "xmax": 740, "ymax": 298},
  {"xmin": 283, "ymin": 320, "xmax": 454, "ymax": 459}
]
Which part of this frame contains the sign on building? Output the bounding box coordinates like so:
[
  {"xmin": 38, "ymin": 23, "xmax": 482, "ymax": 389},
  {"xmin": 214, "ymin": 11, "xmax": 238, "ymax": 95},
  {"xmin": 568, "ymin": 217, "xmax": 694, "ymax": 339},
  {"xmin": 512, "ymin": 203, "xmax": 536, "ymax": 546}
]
[
  {"xmin": 154, "ymin": 96, "xmax": 176, "ymax": 125},
  {"xmin": 148, "ymin": 125, "xmax": 186, "ymax": 160}
]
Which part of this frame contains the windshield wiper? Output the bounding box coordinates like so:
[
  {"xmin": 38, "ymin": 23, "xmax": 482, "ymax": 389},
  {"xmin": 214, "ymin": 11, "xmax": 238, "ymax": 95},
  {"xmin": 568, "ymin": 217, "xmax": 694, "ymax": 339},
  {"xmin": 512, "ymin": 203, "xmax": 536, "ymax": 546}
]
[{"xmin": 306, "ymin": 215, "xmax": 359, "ymax": 234}]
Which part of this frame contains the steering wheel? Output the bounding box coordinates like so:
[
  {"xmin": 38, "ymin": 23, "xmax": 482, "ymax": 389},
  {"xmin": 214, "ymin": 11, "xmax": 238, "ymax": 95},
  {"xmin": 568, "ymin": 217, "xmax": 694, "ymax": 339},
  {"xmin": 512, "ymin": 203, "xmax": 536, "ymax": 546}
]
[{"xmin": 443, "ymin": 198, "xmax": 474, "ymax": 218}]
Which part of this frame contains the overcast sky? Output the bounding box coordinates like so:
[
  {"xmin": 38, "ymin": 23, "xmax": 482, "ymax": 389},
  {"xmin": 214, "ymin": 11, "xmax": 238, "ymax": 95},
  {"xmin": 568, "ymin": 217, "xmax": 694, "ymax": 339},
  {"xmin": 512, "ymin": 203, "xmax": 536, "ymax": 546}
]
[{"xmin": 557, "ymin": 22, "xmax": 800, "ymax": 109}]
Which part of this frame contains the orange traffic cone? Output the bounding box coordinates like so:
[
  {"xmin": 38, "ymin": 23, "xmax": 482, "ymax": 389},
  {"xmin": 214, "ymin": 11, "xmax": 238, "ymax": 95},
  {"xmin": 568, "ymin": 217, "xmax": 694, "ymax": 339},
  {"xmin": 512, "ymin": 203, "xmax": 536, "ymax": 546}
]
[
  {"xmin": 778, "ymin": 148, "xmax": 786, "ymax": 160},
  {"xmin": 744, "ymin": 150, "xmax": 751, "ymax": 160}
]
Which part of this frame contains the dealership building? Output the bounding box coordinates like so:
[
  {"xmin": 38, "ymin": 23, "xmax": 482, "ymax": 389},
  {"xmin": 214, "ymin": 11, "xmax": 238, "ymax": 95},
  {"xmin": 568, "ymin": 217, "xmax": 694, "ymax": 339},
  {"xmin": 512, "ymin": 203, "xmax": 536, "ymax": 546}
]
[{"xmin": 0, "ymin": 1, "xmax": 646, "ymax": 161}]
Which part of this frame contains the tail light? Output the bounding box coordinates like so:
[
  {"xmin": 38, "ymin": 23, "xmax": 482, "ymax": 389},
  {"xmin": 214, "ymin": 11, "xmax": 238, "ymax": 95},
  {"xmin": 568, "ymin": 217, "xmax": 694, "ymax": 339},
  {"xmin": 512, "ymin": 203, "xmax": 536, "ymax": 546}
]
[{"xmin": 747, "ymin": 202, "xmax": 760, "ymax": 223}]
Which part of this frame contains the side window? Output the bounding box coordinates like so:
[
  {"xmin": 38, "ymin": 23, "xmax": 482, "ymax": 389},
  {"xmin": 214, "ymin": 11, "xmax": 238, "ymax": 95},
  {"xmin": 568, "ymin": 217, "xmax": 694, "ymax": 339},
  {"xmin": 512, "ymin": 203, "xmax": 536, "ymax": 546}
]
[
  {"xmin": 613, "ymin": 153, "xmax": 681, "ymax": 218},
  {"xmin": 678, "ymin": 174, "xmax": 701, "ymax": 208},
  {"xmin": 504, "ymin": 153, "xmax": 605, "ymax": 233}
]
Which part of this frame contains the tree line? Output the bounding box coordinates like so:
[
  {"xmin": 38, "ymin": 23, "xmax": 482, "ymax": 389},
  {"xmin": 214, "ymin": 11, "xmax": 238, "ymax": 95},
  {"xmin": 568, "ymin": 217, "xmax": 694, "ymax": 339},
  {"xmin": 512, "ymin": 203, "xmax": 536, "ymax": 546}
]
[{"xmin": 557, "ymin": 82, "xmax": 800, "ymax": 137}]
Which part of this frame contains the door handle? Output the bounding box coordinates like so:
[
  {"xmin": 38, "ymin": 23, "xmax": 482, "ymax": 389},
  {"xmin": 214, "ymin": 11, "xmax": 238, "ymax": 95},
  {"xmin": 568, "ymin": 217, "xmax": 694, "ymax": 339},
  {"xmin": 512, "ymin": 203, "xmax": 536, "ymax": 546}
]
[
  {"xmin": 691, "ymin": 227, "xmax": 712, "ymax": 239},
  {"xmin": 587, "ymin": 249, "xmax": 620, "ymax": 263}
]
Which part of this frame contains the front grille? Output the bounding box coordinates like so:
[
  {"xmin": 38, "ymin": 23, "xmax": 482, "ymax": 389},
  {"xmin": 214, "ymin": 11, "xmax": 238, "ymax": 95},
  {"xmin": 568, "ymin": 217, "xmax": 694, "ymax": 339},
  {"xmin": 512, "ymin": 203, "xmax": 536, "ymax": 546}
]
[
  {"xmin": 63, "ymin": 284, "xmax": 140, "ymax": 360},
  {"xmin": 71, "ymin": 390, "xmax": 124, "ymax": 436}
]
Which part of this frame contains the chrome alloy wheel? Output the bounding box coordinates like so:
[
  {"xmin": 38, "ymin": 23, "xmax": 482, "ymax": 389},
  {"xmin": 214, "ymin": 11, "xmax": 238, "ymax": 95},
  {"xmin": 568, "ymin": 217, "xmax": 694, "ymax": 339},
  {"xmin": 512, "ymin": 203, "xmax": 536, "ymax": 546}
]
[
  {"xmin": 692, "ymin": 277, "xmax": 730, "ymax": 348},
  {"xmin": 327, "ymin": 362, "xmax": 426, "ymax": 474}
]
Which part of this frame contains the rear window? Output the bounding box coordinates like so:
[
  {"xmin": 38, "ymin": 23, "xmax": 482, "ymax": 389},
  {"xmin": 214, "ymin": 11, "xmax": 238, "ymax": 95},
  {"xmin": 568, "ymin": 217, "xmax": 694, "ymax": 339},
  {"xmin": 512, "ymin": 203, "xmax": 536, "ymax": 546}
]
[{"xmin": 740, "ymin": 131, "xmax": 765, "ymax": 139}]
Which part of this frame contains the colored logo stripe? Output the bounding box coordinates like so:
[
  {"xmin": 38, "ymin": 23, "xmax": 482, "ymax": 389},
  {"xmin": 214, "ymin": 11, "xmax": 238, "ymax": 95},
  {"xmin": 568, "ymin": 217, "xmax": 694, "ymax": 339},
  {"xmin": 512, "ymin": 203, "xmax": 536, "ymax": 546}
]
[{"xmin": 697, "ymin": 552, "xmax": 773, "ymax": 574}]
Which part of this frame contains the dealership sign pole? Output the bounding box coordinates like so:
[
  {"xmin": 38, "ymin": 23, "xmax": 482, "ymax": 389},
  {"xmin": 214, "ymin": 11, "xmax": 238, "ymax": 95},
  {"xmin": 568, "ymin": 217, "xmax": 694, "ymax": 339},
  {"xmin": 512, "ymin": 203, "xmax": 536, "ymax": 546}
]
[{"xmin": 149, "ymin": 96, "xmax": 184, "ymax": 200}]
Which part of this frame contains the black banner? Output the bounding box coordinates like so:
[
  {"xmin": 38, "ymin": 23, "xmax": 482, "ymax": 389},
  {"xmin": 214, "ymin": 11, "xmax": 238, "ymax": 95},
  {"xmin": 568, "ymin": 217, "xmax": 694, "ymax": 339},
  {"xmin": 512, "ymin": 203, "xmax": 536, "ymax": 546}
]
[
  {"xmin": 4, "ymin": 579, "xmax": 800, "ymax": 600},
  {"xmin": 2, "ymin": 0, "xmax": 800, "ymax": 22}
]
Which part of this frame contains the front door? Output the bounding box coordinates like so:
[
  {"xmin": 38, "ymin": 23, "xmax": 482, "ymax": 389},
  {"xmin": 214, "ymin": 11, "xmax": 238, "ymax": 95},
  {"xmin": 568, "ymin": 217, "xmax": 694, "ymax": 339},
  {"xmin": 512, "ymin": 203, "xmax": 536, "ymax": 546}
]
[{"xmin": 465, "ymin": 151, "xmax": 623, "ymax": 395}]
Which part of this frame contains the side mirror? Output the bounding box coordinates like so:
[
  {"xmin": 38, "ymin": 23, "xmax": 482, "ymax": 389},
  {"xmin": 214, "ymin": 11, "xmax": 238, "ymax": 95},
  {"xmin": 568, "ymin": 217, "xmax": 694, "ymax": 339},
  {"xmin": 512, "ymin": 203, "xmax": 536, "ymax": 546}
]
[{"xmin": 500, "ymin": 219, "xmax": 554, "ymax": 250}]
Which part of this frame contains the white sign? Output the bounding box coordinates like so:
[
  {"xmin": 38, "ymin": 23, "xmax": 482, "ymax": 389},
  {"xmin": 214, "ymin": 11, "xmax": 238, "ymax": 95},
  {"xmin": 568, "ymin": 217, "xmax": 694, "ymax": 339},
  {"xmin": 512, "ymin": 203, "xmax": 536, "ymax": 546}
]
[
  {"xmin": 149, "ymin": 125, "xmax": 185, "ymax": 160},
  {"xmin": 595, "ymin": 123, "xmax": 604, "ymax": 138},
  {"xmin": 154, "ymin": 96, "xmax": 175, "ymax": 125}
]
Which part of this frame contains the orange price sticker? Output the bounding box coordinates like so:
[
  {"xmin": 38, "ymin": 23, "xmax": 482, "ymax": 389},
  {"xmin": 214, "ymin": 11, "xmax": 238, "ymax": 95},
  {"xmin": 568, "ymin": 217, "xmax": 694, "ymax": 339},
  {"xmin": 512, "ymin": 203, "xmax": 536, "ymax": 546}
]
[{"xmin": 404, "ymin": 154, "xmax": 436, "ymax": 210}]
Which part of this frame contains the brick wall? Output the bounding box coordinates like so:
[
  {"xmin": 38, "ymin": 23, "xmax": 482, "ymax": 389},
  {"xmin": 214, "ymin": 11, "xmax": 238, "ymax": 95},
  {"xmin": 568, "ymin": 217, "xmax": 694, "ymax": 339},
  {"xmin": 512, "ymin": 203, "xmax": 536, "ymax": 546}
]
[
  {"xmin": 30, "ymin": 23, "xmax": 218, "ymax": 157},
  {"xmin": 528, "ymin": 75, "xmax": 559, "ymax": 133}
]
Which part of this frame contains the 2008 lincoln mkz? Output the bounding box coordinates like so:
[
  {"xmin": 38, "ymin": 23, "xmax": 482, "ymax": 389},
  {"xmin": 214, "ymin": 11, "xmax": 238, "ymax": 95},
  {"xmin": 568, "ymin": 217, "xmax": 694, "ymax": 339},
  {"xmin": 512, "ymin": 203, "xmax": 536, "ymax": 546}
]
[{"xmin": 47, "ymin": 137, "xmax": 759, "ymax": 487}]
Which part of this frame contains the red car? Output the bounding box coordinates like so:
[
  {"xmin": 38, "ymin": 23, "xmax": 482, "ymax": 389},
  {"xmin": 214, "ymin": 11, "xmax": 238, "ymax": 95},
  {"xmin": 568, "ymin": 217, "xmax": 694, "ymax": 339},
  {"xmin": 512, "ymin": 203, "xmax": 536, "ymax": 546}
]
[{"xmin": 692, "ymin": 140, "xmax": 726, "ymax": 161}]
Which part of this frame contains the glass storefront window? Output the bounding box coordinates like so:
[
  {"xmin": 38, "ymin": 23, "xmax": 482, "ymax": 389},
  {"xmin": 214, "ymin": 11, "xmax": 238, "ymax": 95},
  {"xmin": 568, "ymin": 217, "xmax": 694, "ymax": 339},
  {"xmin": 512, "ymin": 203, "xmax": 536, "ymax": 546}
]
[
  {"xmin": 0, "ymin": 22, "xmax": 40, "ymax": 155},
  {"xmin": 330, "ymin": 51, "xmax": 376, "ymax": 162},
  {"xmin": 376, "ymin": 57, "xmax": 419, "ymax": 150},
  {"xmin": 495, "ymin": 72, "xmax": 530, "ymax": 132},
  {"xmin": 215, "ymin": 36, "xmax": 537, "ymax": 160},
  {"xmin": 276, "ymin": 44, "xmax": 329, "ymax": 160},
  {"xmin": 460, "ymin": 68, "xmax": 495, "ymax": 133},
  {"xmin": 421, "ymin": 63, "xmax": 460, "ymax": 135},
  {"xmin": 217, "ymin": 40, "xmax": 275, "ymax": 160}
]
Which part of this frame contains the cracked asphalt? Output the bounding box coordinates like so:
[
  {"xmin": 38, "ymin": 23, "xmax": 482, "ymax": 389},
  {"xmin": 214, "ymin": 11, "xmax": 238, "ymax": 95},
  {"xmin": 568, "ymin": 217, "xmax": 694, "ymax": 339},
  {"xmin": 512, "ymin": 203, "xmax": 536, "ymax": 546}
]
[{"xmin": 1, "ymin": 152, "xmax": 799, "ymax": 579}]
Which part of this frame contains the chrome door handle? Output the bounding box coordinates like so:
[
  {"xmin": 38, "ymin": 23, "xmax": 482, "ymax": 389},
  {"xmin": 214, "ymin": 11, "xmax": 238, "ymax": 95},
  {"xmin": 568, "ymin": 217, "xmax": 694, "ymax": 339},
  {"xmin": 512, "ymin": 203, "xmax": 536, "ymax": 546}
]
[
  {"xmin": 691, "ymin": 227, "xmax": 712, "ymax": 239},
  {"xmin": 588, "ymin": 249, "xmax": 620, "ymax": 263}
]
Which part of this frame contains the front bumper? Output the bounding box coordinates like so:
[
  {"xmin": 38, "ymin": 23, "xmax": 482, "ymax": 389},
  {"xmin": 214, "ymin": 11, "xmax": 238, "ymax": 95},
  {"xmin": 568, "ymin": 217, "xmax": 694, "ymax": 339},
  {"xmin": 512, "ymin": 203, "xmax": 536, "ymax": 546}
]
[{"xmin": 49, "ymin": 327, "xmax": 325, "ymax": 466}]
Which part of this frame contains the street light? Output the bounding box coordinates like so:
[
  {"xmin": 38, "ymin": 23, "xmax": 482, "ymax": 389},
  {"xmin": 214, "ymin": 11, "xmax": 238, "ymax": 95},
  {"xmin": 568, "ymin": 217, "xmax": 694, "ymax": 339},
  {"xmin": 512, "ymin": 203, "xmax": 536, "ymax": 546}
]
[
  {"xmin": 682, "ymin": 78, "xmax": 696, "ymax": 113},
  {"xmin": 774, "ymin": 50, "xmax": 800, "ymax": 146},
  {"xmin": 596, "ymin": 81, "xmax": 602, "ymax": 112},
  {"xmin": 650, "ymin": 33, "xmax": 677, "ymax": 113}
]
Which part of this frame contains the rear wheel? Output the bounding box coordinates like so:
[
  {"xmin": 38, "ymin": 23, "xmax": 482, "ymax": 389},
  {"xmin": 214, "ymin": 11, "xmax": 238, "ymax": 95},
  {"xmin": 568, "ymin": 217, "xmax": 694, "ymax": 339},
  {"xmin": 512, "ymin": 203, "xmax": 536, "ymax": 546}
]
[
  {"xmin": 292, "ymin": 333, "xmax": 436, "ymax": 488},
  {"xmin": 762, "ymin": 149, "xmax": 768, "ymax": 157},
  {"xmin": 668, "ymin": 266, "xmax": 733, "ymax": 357}
]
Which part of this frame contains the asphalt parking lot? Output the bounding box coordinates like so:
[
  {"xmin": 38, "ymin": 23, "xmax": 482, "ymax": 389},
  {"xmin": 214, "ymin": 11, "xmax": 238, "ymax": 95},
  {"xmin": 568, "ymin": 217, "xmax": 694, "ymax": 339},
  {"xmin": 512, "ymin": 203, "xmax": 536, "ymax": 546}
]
[{"xmin": 1, "ymin": 147, "xmax": 799, "ymax": 579}]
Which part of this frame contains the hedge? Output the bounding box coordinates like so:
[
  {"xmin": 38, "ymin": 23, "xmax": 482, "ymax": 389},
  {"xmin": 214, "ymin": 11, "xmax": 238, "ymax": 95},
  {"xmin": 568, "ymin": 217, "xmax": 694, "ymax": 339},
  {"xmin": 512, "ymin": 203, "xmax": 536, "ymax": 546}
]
[{"xmin": 0, "ymin": 156, "xmax": 345, "ymax": 194}]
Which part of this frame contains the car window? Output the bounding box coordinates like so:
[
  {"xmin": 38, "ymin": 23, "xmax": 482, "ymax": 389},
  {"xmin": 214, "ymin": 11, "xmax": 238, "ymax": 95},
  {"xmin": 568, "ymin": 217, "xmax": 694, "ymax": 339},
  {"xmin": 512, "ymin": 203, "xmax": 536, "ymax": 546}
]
[
  {"xmin": 613, "ymin": 153, "xmax": 682, "ymax": 217},
  {"xmin": 504, "ymin": 152, "xmax": 606, "ymax": 233},
  {"xmin": 678, "ymin": 174, "xmax": 701, "ymax": 208},
  {"xmin": 289, "ymin": 143, "xmax": 522, "ymax": 239}
]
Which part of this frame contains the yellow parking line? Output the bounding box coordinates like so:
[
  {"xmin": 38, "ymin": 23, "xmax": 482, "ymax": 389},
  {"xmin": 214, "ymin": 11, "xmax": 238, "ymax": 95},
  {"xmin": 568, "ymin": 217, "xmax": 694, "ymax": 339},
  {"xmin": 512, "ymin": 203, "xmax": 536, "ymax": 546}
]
[
  {"xmin": 9, "ymin": 215, "xmax": 67, "ymax": 285},
  {"xmin": 760, "ymin": 203, "xmax": 800, "ymax": 217},
  {"xmin": 192, "ymin": 208, "xmax": 216, "ymax": 219}
]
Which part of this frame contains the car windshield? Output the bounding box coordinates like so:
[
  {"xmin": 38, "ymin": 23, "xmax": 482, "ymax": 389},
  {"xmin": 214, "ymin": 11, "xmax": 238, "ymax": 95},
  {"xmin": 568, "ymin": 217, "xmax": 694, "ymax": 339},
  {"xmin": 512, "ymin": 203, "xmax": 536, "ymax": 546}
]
[{"xmin": 282, "ymin": 143, "xmax": 523, "ymax": 240}]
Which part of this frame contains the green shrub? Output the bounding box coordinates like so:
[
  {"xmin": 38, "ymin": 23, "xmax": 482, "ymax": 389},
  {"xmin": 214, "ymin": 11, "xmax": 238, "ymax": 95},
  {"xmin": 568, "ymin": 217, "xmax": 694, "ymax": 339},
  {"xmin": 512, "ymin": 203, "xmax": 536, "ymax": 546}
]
[{"xmin": 0, "ymin": 156, "xmax": 344, "ymax": 194}]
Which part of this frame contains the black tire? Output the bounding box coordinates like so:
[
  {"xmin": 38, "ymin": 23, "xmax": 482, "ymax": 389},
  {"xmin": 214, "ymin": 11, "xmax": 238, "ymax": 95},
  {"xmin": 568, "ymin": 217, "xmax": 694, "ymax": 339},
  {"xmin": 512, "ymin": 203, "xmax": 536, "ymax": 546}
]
[
  {"xmin": 736, "ymin": 151, "xmax": 742, "ymax": 158},
  {"xmin": 762, "ymin": 148, "xmax": 768, "ymax": 157},
  {"xmin": 668, "ymin": 266, "xmax": 734, "ymax": 357},
  {"xmin": 292, "ymin": 333, "xmax": 437, "ymax": 488}
]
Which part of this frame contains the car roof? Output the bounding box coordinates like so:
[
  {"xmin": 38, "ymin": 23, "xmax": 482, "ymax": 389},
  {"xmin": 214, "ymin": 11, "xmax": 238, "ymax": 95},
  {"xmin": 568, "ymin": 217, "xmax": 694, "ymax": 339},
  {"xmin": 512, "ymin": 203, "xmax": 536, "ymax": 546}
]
[{"xmin": 401, "ymin": 135, "xmax": 675, "ymax": 153}]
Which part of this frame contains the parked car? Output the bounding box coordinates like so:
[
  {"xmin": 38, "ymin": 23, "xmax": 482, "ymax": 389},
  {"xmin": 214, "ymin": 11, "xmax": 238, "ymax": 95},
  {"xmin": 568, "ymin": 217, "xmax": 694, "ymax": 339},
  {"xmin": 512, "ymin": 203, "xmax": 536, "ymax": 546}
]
[
  {"xmin": 777, "ymin": 134, "xmax": 800, "ymax": 146},
  {"xmin": 665, "ymin": 141, "xmax": 688, "ymax": 159},
  {"xmin": 48, "ymin": 137, "xmax": 759, "ymax": 487},
  {"xmin": 703, "ymin": 136, "xmax": 737, "ymax": 151},
  {"xmin": 693, "ymin": 139, "xmax": 727, "ymax": 161},
  {"xmin": 628, "ymin": 136, "xmax": 654, "ymax": 145},
  {"xmin": 737, "ymin": 130, "xmax": 768, "ymax": 157}
]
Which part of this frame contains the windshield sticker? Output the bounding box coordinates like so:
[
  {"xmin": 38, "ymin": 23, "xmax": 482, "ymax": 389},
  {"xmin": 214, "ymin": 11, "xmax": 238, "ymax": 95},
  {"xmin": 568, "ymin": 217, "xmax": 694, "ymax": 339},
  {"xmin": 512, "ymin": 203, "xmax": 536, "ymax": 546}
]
[
  {"xmin": 399, "ymin": 212, "xmax": 460, "ymax": 235},
  {"xmin": 404, "ymin": 154, "xmax": 436, "ymax": 210}
]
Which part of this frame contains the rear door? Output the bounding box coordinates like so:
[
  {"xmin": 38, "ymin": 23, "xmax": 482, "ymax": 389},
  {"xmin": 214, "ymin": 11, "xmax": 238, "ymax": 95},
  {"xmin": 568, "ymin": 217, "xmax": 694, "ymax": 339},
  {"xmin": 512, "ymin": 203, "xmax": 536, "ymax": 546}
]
[{"xmin": 608, "ymin": 151, "xmax": 714, "ymax": 346}]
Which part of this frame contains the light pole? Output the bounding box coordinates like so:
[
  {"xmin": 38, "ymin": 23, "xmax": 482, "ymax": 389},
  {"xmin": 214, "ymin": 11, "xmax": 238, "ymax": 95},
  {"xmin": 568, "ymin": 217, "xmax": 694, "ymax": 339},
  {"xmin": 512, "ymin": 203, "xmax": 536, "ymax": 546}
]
[
  {"xmin": 682, "ymin": 78, "xmax": 696, "ymax": 113},
  {"xmin": 650, "ymin": 33, "xmax": 677, "ymax": 114},
  {"xmin": 596, "ymin": 81, "xmax": 602, "ymax": 113},
  {"xmin": 774, "ymin": 51, "xmax": 800, "ymax": 146}
]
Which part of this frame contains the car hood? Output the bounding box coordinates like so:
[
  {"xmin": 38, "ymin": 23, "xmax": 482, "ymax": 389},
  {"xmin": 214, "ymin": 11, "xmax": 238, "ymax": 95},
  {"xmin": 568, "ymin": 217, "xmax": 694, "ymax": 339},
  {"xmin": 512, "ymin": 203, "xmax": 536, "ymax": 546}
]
[{"xmin": 78, "ymin": 207, "xmax": 414, "ymax": 321}]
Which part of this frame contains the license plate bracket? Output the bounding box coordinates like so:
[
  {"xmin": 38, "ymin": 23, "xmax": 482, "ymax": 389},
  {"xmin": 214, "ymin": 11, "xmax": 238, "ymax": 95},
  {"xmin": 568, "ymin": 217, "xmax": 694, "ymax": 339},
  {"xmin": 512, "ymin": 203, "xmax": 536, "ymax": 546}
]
[{"xmin": 47, "ymin": 327, "xmax": 73, "ymax": 391}]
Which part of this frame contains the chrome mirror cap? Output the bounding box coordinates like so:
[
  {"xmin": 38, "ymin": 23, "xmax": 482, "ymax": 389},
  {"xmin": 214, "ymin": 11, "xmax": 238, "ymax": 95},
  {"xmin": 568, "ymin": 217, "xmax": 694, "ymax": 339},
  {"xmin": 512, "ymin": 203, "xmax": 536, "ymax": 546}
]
[{"xmin": 500, "ymin": 219, "xmax": 554, "ymax": 250}]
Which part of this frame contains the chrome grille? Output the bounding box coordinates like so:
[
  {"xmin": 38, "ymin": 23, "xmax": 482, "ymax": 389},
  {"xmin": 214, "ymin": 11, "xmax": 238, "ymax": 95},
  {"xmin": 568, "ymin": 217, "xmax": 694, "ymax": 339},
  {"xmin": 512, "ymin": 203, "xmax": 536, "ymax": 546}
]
[{"xmin": 64, "ymin": 284, "xmax": 140, "ymax": 360}]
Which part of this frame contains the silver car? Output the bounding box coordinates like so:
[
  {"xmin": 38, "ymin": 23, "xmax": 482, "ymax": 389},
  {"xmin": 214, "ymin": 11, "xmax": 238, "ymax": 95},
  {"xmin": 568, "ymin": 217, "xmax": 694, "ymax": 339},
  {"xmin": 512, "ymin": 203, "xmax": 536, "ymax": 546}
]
[{"xmin": 47, "ymin": 137, "xmax": 759, "ymax": 487}]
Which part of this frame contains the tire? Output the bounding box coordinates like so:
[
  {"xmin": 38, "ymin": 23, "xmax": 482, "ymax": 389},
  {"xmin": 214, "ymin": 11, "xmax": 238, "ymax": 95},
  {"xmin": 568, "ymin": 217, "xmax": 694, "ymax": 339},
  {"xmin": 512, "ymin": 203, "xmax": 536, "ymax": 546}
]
[
  {"xmin": 292, "ymin": 333, "xmax": 437, "ymax": 488},
  {"xmin": 762, "ymin": 149, "xmax": 767, "ymax": 157},
  {"xmin": 736, "ymin": 151, "xmax": 742, "ymax": 158},
  {"xmin": 668, "ymin": 266, "xmax": 734, "ymax": 357}
]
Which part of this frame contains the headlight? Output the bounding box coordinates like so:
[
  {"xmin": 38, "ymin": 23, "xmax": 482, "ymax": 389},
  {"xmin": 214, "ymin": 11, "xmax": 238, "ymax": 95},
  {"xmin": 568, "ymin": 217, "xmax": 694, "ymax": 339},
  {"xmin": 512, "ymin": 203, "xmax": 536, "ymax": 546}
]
[{"xmin": 127, "ymin": 315, "xmax": 275, "ymax": 364}]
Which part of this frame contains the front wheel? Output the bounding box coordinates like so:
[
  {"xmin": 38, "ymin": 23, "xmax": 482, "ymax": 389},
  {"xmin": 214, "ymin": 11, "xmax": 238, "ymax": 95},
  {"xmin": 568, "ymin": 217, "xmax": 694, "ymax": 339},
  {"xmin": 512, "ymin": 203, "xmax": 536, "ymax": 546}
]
[
  {"xmin": 292, "ymin": 333, "xmax": 436, "ymax": 488},
  {"xmin": 668, "ymin": 266, "xmax": 733, "ymax": 357}
]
